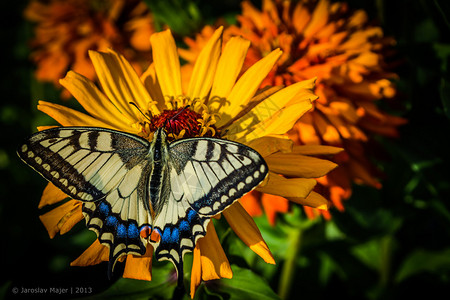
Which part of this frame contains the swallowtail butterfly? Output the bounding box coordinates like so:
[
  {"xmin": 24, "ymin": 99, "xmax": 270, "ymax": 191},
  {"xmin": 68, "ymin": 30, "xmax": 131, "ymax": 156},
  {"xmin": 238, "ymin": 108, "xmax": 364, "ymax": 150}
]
[{"xmin": 17, "ymin": 125, "xmax": 268, "ymax": 285}]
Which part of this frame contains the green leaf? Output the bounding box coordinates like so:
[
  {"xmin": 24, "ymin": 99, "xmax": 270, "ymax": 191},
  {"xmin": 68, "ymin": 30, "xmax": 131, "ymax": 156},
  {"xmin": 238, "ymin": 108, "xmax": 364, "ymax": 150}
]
[
  {"xmin": 85, "ymin": 262, "xmax": 176, "ymax": 299},
  {"xmin": 439, "ymin": 78, "xmax": 450, "ymax": 119},
  {"xmin": 395, "ymin": 248, "xmax": 450, "ymax": 283},
  {"xmin": 204, "ymin": 265, "xmax": 279, "ymax": 300}
]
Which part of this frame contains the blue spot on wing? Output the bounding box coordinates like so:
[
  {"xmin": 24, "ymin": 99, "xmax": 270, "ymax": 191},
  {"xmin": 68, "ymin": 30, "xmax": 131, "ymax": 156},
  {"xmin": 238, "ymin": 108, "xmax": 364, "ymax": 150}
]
[
  {"xmin": 99, "ymin": 202, "xmax": 110, "ymax": 216},
  {"xmin": 128, "ymin": 223, "xmax": 139, "ymax": 238},
  {"xmin": 117, "ymin": 224, "xmax": 127, "ymax": 238},
  {"xmin": 106, "ymin": 216, "xmax": 118, "ymax": 227},
  {"xmin": 179, "ymin": 220, "xmax": 190, "ymax": 232}
]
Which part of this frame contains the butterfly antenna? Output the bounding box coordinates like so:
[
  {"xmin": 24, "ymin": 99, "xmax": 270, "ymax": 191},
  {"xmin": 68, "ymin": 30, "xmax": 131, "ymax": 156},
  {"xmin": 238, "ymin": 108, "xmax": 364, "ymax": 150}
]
[{"xmin": 129, "ymin": 102, "xmax": 152, "ymax": 121}]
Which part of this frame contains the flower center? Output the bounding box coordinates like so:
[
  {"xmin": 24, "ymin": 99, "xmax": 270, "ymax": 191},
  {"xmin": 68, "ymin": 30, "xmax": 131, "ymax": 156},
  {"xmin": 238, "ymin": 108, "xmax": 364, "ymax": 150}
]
[{"xmin": 147, "ymin": 107, "xmax": 219, "ymax": 142}]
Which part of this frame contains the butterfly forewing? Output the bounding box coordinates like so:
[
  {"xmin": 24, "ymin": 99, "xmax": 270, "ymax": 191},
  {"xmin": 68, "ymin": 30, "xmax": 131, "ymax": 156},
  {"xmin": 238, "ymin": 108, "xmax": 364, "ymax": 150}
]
[{"xmin": 17, "ymin": 127, "xmax": 150, "ymax": 201}]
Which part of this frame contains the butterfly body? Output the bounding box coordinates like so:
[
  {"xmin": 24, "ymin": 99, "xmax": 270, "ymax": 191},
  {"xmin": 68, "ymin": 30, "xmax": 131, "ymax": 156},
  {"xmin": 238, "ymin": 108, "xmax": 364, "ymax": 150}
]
[{"xmin": 18, "ymin": 126, "xmax": 268, "ymax": 283}]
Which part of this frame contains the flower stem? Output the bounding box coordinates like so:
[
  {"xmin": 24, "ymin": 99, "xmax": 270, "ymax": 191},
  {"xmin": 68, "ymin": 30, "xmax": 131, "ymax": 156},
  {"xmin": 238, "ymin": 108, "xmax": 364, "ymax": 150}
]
[{"xmin": 278, "ymin": 226, "xmax": 303, "ymax": 299}]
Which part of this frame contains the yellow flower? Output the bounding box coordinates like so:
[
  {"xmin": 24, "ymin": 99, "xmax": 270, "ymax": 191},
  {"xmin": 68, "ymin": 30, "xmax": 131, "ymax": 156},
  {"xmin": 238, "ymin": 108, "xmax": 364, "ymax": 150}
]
[
  {"xmin": 25, "ymin": 0, "xmax": 155, "ymax": 98},
  {"xmin": 36, "ymin": 27, "xmax": 338, "ymax": 297},
  {"xmin": 180, "ymin": 0, "xmax": 406, "ymax": 221}
]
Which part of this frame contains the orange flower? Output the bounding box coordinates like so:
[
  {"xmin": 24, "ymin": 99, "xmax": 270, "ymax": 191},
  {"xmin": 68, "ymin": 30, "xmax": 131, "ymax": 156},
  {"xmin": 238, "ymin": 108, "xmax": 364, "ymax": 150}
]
[
  {"xmin": 25, "ymin": 0, "xmax": 155, "ymax": 97},
  {"xmin": 180, "ymin": 0, "xmax": 406, "ymax": 221}
]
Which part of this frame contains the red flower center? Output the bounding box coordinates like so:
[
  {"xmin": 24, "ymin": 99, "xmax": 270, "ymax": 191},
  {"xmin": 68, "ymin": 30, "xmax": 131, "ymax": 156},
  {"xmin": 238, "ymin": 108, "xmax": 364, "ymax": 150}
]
[{"xmin": 148, "ymin": 107, "xmax": 218, "ymax": 141}]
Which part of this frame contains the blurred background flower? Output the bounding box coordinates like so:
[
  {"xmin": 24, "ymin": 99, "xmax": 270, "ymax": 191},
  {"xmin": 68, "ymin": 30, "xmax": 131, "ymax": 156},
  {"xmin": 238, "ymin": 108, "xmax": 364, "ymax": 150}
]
[
  {"xmin": 24, "ymin": 0, "xmax": 155, "ymax": 98},
  {"xmin": 2, "ymin": 0, "xmax": 450, "ymax": 299},
  {"xmin": 179, "ymin": 0, "xmax": 407, "ymax": 222}
]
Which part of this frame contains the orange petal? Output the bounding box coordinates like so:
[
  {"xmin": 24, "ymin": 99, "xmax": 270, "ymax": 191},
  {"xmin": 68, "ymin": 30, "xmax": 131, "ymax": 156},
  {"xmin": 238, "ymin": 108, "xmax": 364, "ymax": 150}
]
[
  {"xmin": 123, "ymin": 244, "xmax": 153, "ymax": 281},
  {"xmin": 39, "ymin": 182, "xmax": 68, "ymax": 208},
  {"xmin": 71, "ymin": 239, "xmax": 109, "ymax": 267},
  {"xmin": 239, "ymin": 191, "xmax": 263, "ymax": 217},
  {"xmin": 245, "ymin": 136, "xmax": 293, "ymax": 158},
  {"xmin": 265, "ymin": 153, "xmax": 338, "ymax": 178},
  {"xmin": 257, "ymin": 172, "xmax": 317, "ymax": 199},
  {"xmin": 197, "ymin": 221, "xmax": 232, "ymax": 281},
  {"xmin": 261, "ymin": 193, "xmax": 289, "ymax": 226},
  {"xmin": 288, "ymin": 190, "xmax": 330, "ymax": 210},
  {"xmin": 39, "ymin": 200, "xmax": 82, "ymax": 238},
  {"xmin": 190, "ymin": 244, "xmax": 202, "ymax": 299},
  {"xmin": 223, "ymin": 202, "xmax": 275, "ymax": 264}
]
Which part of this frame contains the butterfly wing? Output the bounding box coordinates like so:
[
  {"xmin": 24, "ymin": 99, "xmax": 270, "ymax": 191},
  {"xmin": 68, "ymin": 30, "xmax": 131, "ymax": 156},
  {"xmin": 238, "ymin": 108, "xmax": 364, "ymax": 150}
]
[
  {"xmin": 151, "ymin": 137, "xmax": 268, "ymax": 279},
  {"xmin": 17, "ymin": 127, "xmax": 153, "ymax": 274}
]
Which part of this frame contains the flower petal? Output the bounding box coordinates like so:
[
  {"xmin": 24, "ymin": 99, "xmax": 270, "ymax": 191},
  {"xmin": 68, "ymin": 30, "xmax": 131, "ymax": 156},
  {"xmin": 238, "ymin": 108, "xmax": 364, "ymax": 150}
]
[
  {"xmin": 150, "ymin": 29, "xmax": 182, "ymax": 97},
  {"xmin": 265, "ymin": 153, "xmax": 338, "ymax": 178},
  {"xmin": 39, "ymin": 200, "xmax": 82, "ymax": 238},
  {"xmin": 288, "ymin": 190, "xmax": 330, "ymax": 210},
  {"xmin": 123, "ymin": 244, "xmax": 153, "ymax": 281},
  {"xmin": 89, "ymin": 49, "xmax": 153, "ymax": 122},
  {"xmin": 291, "ymin": 145, "xmax": 343, "ymax": 156},
  {"xmin": 197, "ymin": 221, "xmax": 232, "ymax": 281},
  {"xmin": 38, "ymin": 101, "xmax": 118, "ymax": 129},
  {"xmin": 261, "ymin": 193, "xmax": 289, "ymax": 226},
  {"xmin": 59, "ymin": 71, "xmax": 132, "ymax": 131},
  {"xmin": 209, "ymin": 36, "xmax": 251, "ymax": 113},
  {"xmin": 216, "ymin": 48, "xmax": 283, "ymax": 127},
  {"xmin": 140, "ymin": 63, "xmax": 164, "ymax": 114},
  {"xmin": 71, "ymin": 239, "xmax": 109, "ymax": 266},
  {"xmin": 190, "ymin": 245, "xmax": 202, "ymax": 299},
  {"xmin": 187, "ymin": 27, "xmax": 223, "ymax": 101},
  {"xmin": 256, "ymin": 172, "xmax": 317, "ymax": 199},
  {"xmin": 225, "ymin": 78, "xmax": 317, "ymax": 143},
  {"xmin": 246, "ymin": 136, "xmax": 293, "ymax": 157},
  {"xmin": 223, "ymin": 202, "xmax": 275, "ymax": 264},
  {"xmin": 39, "ymin": 182, "xmax": 68, "ymax": 208}
]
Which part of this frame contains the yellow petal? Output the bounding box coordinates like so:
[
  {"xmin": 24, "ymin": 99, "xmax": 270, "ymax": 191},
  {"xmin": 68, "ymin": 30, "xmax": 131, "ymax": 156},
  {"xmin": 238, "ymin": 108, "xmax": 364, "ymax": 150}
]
[
  {"xmin": 38, "ymin": 101, "xmax": 118, "ymax": 129},
  {"xmin": 71, "ymin": 239, "xmax": 109, "ymax": 266},
  {"xmin": 89, "ymin": 49, "xmax": 153, "ymax": 122},
  {"xmin": 265, "ymin": 153, "xmax": 338, "ymax": 178},
  {"xmin": 140, "ymin": 63, "xmax": 164, "ymax": 114},
  {"xmin": 197, "ymin": 221, "xmax": 232, "ymax": 281},
  {"xmin": 59, "ymin": 71, "xmax": 132, "ymax": 131},
  {"xmin": 187, "ymin": 27, "xmax": 223, "ymax": 101},
  {"xmin": 150, "ymin": 29, "xmax": 182, "ymax": 97},
  {"xmin": 223, "ymin": 202, "xmax": 275, "ymax": 264},
  {"xmin": 216, "ymin": 48, "xmax": 283, "ymax": 127},
  {"xmin": 209, "ymin": 36, "xmax": 251, "ymax": 113},
  {"xmin": 39, "ymin": 182, "xmax": 68, "ymax": 208},
  {"xmin": 257, "ymin": 172, "xmax": 316, "ymax": 199},
  {"xmin": 225, "ymin": 78, "xmax": 317, "ymax": 143},
  {"xmin": 246, "ymin": 136, "xmax": 293, "ymax": 157},
  {"xmin": 39, "ymin": 200, "xmax": 82, "ymax": 238},
  {"xmin": 123, "ymin": 244, "xmax": 153, "ymax": 281},
  {"xmin": 288, "ymin": 190, "xmax": 330, "ymax": 210}
]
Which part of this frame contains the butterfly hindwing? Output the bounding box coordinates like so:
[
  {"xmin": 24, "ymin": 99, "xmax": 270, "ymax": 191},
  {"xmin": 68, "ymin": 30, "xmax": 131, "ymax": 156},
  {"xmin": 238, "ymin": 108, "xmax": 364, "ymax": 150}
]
[{"xmin": 152, "ymin": 137, "xmax": 268, "ymax": 277}]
